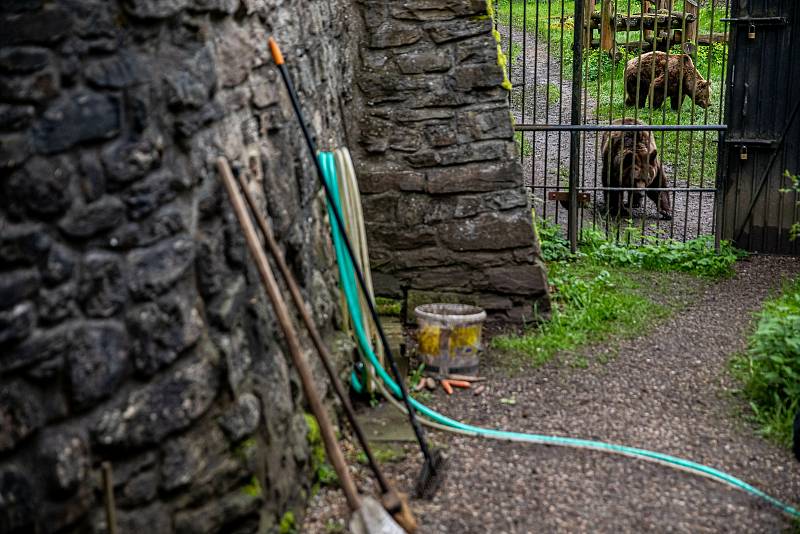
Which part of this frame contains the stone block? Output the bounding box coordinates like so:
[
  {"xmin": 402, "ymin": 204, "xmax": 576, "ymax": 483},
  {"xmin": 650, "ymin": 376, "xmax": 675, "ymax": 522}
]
[
  {"xmin": 160, "ymin": 423, "xmax": 248, "ymax": 495},
  {"xmin": 475, "ymin": 264, "xmax": 548, "ymax": 295},
  {"xmin": 0, "ymin": 468, "xmax": 36, "ymax": 533},
  {"xmin": 32, "ymin": 92, "xmax": 120, "ymax": 154},
  {"xmin": 42, "ymin": 243, "xmax": 77, "ymax": 285},
  {"xmin": 117, "ymin": 469, "xmax": 159, "ymax": 508},
  {"xmin": 59, "ymin": 196, "xmax": 126, "ymax": 238},
  {"xmin": 124, "ymin": 0, "xmax": 189, "ymax": 19},
  {"xmin": 2, "ymin": 322, "xmax": 73, "ymax": 373},
  {"xmin": 67, "ymin": 322, "xmax": 129, "ymax": 409},
  {"xmin": 164, "ymin": 46, "xmax": 216, "ymax": 110},
  {"xmin": 0, "ymin": 133, "xmax": 31, "ymax": 169},
  {"xmin": 366, "ymin": 222, "xmax": 437, "ymax": 250},
  {"xmin": 174, "ymin": 489, "xmax": 262, "ymax": 534},
  {"xmin": 85, "ymin": 51, "xmax": 144, "ymax": 89},
  {"xmin": 0, "ymin": 223, "xmax": 50, "ymax": 268},
  {"xmin": 93, "ymin": 349, "xmax": 219, "ymax": 448},
  {"xmin": 440, "ymin": 210, "xmax": 534, "ymax": 252},
  {"xmin": 37, "ymin": 282, "xmax": 78, "ymax": 325},
  {"xmin": 390, "ymin": 0, "xmax": 486, "ymax": 21},
  {"xmin": 455, "ymin": 35, "xmax": 499, "ymax": 64},
  {"xmin": 0, "ymin": 6, "xmax": 72, "ymax": 46},
  {"xmin": 425, "ymin": 160, "xmax": 521, "ymax": 193},
  {"xmin": 0, "ymin": 268, "xmax": 40, "ymax": 310},
  {"xmin": 207, "ymin": 275, "xmax": 245, "ymax": 330},
  {"xmin": 108, "ymin": 208, "xmax": 187, "ymax": 250},
  {"xmin": 123, "ymin": 169, "xmax": 181, "ymax": 220},
  {"xmin": 92, "ymin": 502, "xmax": 171, "ymax": 534},
  {"xmin": 407, "ymin": 139, "xmax": 510, "ymax": 168},
  {"xmin": 126, "ymin": 295, "xmax": 203, "ymax": 376},
  {"xmin": 188, "ymin": 0, "xmax": 239, "ymax": 14},
  {"xmin": 0, "ymin": 380, "xmax": 44, "ymax": 452},
  {"xmin": 426, "ymin": 18, "xmax": 492, "ymax": 44},
  {"xmin": 357, "ymin": 169, "xmax": 426, "ymax": 194},
  {"xmin": 101, "ymin": 134, "xmax": 163, "ymax": 186},
  {"xmin": 0, "ymin": 46, "xmax": 50, "ymax": 73},
  {"xmin": 38, "ymin": 430, "xmax": 90, "ymax": 496},
  {"xmin": 450, "ymin": 62, "xmax": 504, "ymax": 91},
  {"xmin": 218, "ymin": 392, "xmax": 261, "ymax": 442},
  {"xmin": 79, "ymin": 252, "xmax": 126, "ymax": 318},
  {"xmin": 0, "ymin": 103, "xmax": 35, "ymax": 130},
  {"xmin": 368, "ymin": 21, "xmax": 424, "ymax": 48},
  {"xmin": 79, "ymin": 151, "xmax": 106, "ymax": 202},
  {"xmin": 0, "ymin": 302, "xmax": 35, "ymax": 345},
  {"xmin": 396, "ymin": 49, "xmax": 453, "ymax": 74},
  {"xmin": 127, "ymin": 236, "xmax": 195, "ymax": 299}
]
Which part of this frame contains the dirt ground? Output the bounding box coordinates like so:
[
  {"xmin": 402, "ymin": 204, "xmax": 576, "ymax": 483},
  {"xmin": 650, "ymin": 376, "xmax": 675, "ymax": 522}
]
[{"xmin": 303, "ymin": 255, "xmax": 800, "ymax": 533}]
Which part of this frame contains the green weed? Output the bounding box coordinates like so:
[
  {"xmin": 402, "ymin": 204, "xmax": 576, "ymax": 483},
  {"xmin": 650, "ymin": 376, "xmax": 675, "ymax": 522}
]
[
  {"xmin": 730, "ymin": 279, "xmax": 800, "ymax": 447},
  {"xmin": 376, "ymin": 297, "xmax": 402, "ymax": 316},
  {"xmin": 514, "ymin": 131, "xmax": 535, "ymax": 156},
  {"xmin": 304, "ymin": 414, "xmax": 338, "ymax": 490}
]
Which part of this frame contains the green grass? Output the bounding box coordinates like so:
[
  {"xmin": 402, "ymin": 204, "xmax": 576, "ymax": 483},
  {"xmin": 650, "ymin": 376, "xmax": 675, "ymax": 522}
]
[
  {"xmin": 493, "ymin": 217, "xmax": 740, "ymax": 366},
  {"xmin": 497, "ymin": 0, "xmax": 729, "ymax": 186},
  {"xmin": 730, "ymin": 279, "xmax": 800, "ymax": 448},
  {"xmin": 376, "ymin": 297, "xmax": 402, "ymax": 316}
]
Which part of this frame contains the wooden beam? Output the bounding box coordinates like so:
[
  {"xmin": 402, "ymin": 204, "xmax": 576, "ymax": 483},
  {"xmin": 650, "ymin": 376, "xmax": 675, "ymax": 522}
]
[
  {"xmin": 584, "ymin": 0, "xmax": 596, "ymax": 49},
  {"xmin": 685, "ymin": 0, "xmax": 699, "ymax": 43},
  {"xmin": 600, "ymin": 0, "xmax": 614, "ymax": 52}
]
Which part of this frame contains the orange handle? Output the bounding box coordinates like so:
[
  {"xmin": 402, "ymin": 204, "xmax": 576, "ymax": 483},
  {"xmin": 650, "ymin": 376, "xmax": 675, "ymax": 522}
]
[
  {"xmin": 268, "ymin": 37, "xmax": 284, "ymax": 65},
  {"xmin": 448, "ymin": 380, "xmax": 471, "ymax": 389},
  {"xmin": 441, "ymin": 380, "xmax": 453, "ymax": 395}
]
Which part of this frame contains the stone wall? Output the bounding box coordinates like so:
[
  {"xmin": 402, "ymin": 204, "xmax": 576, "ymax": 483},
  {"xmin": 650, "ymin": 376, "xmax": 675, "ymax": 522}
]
[
  {"xmin": 0, "ymin": 0, "xmax": 354, "ymax": 532},
  {"xmin": 347, "ymin": 1, "xmax": 550, "ymax": 323}
]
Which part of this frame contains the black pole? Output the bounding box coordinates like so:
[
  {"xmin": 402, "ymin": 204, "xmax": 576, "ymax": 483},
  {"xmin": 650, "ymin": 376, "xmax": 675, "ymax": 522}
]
[
  {"xmin": 274, "ymin": 62, "xmax": 435, "ymax": 468},
  {"xmin": 569, "ymin": 0, "xmax": 586, "ymax": 254}
]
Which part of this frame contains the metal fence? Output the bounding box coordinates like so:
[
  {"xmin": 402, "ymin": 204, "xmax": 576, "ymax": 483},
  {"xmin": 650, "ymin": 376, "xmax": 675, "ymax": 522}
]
[{"xmin": 495, "ymin": 0, "xmax": 731, "ymax": 252}]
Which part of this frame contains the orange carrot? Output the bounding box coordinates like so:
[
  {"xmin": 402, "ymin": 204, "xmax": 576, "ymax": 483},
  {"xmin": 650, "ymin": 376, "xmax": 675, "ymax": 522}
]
[
  {"xmin": 441, "ymin": 380, "xmax": 453, "ymax": 395},
  {"xmin": 447, "ymin": 379, "xmax": 471, "ymax": 389}
]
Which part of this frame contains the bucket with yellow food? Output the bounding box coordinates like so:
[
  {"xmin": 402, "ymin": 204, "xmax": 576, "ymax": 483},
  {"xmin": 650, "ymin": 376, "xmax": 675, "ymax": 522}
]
[{"xmin": 414, "ymin": 303, "xmax": 487, "ymax": 375}]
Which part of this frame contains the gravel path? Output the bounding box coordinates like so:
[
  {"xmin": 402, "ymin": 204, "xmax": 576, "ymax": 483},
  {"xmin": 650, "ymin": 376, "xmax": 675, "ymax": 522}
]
[
  {"xmin": 303, "ymin": 255, "xmax": 800, "ymax": 532},
  {"xmin": 498, "ymin": 23, "xmax": 716, "ymax": 242}
]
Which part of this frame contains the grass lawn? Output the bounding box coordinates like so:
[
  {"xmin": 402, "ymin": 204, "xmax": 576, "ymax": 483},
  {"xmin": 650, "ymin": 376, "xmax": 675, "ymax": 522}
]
[
  {"xmin": 492, "ymin": 217, "xmax": 741, "ymax": 368},
  {"xmin": 497, "ymin": 0, "xmax": 730, "ymax": 186}
]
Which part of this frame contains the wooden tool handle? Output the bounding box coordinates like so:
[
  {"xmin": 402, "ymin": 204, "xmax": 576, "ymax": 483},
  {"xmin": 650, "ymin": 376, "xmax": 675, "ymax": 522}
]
[{"xmin": 216, "ymin": 157, "xmax": 360, "ymax": 511}]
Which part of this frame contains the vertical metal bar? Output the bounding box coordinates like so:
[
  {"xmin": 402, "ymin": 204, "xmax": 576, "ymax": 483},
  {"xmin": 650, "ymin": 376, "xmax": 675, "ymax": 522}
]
[
  {"xmin": 714, "ymin": 0, "xmax": 732, "ymax": 251},
  {"xmin": 570, "ymin": 0, "xmax": 586, "ymax": 253}
]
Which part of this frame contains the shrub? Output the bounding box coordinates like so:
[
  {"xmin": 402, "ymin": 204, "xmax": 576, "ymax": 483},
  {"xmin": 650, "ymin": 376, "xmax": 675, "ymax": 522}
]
[{"xmin": 731, "ymin": 280, "xmax": 800, "ymax": 446}]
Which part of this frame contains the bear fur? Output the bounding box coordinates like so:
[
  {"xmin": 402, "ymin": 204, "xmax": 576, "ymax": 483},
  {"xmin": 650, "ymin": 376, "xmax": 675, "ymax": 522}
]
[
  {"xmin": 601, "ymin": 118, "xmax": 671, "ymax": 220},
  {"xmin": 624, "ymin": 52, "xmax": 711, "ymax": 110}
]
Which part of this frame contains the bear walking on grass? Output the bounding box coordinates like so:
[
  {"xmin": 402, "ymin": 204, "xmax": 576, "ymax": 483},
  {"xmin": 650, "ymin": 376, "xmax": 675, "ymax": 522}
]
[
  {"xmin": 624, "ymin": 51, "xmax": 712, "ymax": 111},
  {"xmin": 601, "ymin": 118, "xmax": 672, "ymax": 220}
]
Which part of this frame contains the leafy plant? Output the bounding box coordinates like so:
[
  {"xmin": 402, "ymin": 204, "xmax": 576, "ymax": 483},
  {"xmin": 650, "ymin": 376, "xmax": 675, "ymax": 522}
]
[
  {"xmin": 304, "ymin": 414, "xmax": 338, "ymax": 490},
  {"xmin": 579, "ymin": 226, "xmax": 744, "ymax": 278},
  {"xmin": 780, "ymin": 171, "xmax": 800, "ymax": 241},
  {"xmin": 730, "ymin": 279, "xmax": 800, "ymax": 447}
]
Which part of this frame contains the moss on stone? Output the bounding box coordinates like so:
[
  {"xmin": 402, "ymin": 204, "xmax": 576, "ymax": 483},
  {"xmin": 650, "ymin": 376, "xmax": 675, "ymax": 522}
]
[
  {"xmin": 278, "ymin": 511, "xmax": 296, "ymax": 534},
  {"xmin": 241, "ymin": 475, "xmax": 262, "ymax": 497}
]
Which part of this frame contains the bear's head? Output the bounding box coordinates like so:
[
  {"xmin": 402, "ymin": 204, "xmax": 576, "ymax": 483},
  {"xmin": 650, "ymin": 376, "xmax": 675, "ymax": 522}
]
[
  {"xmin": 693, "ymin": 79, "xmax": 712, "ymax": 108},
  {"xmin": 617, "ymin": 149, "xmax": 659, "ymax": 189}
]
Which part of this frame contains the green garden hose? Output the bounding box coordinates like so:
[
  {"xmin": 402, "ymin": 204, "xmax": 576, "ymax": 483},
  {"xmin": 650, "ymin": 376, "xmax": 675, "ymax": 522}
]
[{"xmin": 318, "ymin": 151, "xmax": 800, "ymax": 520}]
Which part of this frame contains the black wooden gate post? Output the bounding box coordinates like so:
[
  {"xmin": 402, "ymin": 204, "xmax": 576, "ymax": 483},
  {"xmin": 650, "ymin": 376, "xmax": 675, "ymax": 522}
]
[{"xmin": 569, "ymin": 0, "xmax": 585, "ymax": 254}]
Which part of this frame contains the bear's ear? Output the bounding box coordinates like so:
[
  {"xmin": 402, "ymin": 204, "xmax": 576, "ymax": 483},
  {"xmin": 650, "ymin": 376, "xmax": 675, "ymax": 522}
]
[{"xmin": 649, "ymin": 150, "xmax": 658, "ymax": 166}]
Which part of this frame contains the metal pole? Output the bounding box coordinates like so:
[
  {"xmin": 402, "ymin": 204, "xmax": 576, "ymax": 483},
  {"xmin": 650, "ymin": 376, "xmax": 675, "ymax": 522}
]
[{"xmin": 569, "ymin": 0, "xmax": 585, "ymax": 253}]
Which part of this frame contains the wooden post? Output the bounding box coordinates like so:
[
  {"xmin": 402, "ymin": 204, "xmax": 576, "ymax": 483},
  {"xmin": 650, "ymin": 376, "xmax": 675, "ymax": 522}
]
[
  {"xmin": 685, "ymin": 0, "xmax": 699, "ymax": 44},
  {"xmin": 600, "ymin": 0, "xmax": 614, "ymax": 53},
  {"xmin": 584, "ymin": 0, "xmax": 596, "ymax": 49},
  {"xmin": 643, "ymin": 0, "xmax": 655, "ymax": 43}
]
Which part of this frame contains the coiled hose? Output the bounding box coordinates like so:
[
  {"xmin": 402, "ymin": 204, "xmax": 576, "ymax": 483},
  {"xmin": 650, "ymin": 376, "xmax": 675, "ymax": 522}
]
[{"xmin": 318, "ymin": 151, "xmax": 800, "ymax": 519}]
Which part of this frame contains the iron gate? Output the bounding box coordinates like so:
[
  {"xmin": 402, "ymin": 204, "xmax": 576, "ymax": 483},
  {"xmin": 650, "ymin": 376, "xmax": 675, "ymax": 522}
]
[
  {"xmin": 495, "ymin": 0, "xmax": 731, "ymax": 252},
  {"xmin": 719, "ymin": 0, "xmax": 800, "ymax": 254}
]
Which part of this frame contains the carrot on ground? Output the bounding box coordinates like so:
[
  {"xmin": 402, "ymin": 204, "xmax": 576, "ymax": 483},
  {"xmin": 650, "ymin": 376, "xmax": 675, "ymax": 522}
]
[
  {"xmin": 447, "ymin": 379, "xmax": 471, "ymax": 389},
  {"xmin": 441, "ymin": 380, "xmax": 454, "ymax": 395}
]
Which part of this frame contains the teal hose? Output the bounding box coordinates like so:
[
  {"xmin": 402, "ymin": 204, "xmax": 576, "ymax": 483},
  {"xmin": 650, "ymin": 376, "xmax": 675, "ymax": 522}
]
[{"xmin": 318, "ymin": 152, "xmax": 800, "ymax": 519}]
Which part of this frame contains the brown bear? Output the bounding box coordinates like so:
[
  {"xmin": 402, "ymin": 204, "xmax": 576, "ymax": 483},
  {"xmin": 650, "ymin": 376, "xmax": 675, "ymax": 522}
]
[
  {"xmin": 624, "ymin": 52, "xmax": 711, "ymax": 110},
  {"xmin": 601, "ymin": 118, "xmax": 672, "ymax": 220}
]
